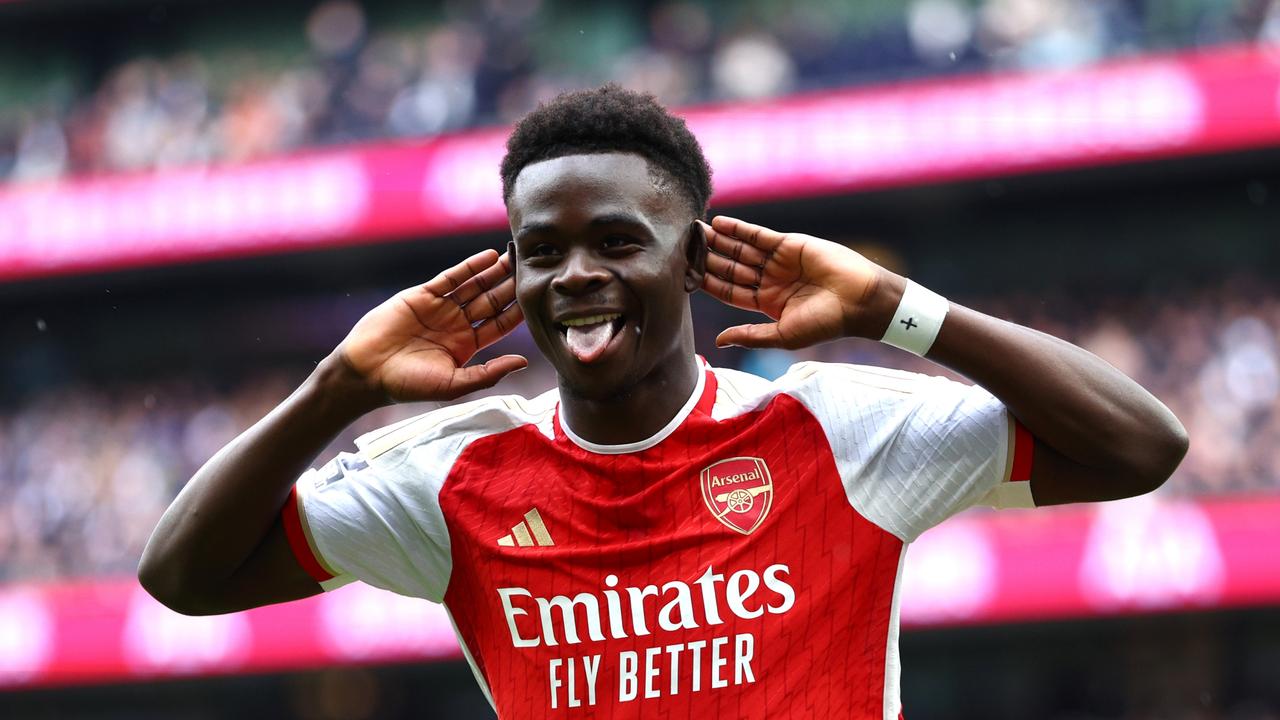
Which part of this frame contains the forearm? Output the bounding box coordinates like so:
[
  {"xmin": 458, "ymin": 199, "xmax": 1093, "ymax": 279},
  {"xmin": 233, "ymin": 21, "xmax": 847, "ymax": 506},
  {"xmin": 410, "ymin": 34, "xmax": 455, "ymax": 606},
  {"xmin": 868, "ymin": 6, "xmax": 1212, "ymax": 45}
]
[
  {"xmin": 699, "ymin": 216, "xmax": 1187, "ymax": 502},
  {"xmin": 933, "ymin": 303, "xmax": 1184, "ymax": 471},
  {"xmin": 864, "ymin": 273, "xmax": 1187, "ymax": 498},
  {"xmin": 139, "ymin": 352, "xmax": 383, "ymax": 601}
]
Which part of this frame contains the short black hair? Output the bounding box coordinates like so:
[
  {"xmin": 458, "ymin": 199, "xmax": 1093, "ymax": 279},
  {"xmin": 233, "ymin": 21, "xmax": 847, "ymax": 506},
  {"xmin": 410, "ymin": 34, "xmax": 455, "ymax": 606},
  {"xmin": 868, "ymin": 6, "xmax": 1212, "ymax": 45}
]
[{"xmin": 500, "ymin": 84, "xmax": 713, "ymax": 217}]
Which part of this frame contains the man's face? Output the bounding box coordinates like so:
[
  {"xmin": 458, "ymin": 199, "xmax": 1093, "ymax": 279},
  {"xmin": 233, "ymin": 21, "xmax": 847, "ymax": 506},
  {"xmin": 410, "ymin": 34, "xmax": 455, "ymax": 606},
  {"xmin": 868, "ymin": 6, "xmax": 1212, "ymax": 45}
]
[{"xmin": 507, "ymin": 152, "xmax": 704, "ymax": 399}]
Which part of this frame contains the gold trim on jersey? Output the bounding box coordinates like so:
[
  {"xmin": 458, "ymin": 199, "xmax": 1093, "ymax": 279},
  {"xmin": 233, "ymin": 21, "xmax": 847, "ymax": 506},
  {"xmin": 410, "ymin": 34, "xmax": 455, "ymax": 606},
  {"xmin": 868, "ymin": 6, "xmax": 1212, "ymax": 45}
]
[
  {"xmin": 358, "ymin": 404, "xmax": 470, "ymax": 459},
  {"xmin": 358, "ymin": 395, "xmax": 556, "ymax": 460}
]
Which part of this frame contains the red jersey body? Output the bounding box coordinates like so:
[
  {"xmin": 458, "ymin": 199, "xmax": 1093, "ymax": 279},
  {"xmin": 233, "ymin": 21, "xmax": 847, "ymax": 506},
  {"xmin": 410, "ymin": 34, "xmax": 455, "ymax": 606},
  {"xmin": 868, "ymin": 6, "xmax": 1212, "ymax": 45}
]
[{"xmin": 285, "ymin": 359, "xmax": 1034, "ymax": 719}]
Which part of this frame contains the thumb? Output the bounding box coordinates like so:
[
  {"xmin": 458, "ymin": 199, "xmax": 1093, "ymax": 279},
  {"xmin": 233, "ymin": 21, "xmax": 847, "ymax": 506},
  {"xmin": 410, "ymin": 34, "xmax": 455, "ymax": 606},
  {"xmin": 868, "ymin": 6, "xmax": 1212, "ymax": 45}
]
[
  {"xmin": 715, "ymin": 323, "xmax": 787, "ymax": 349},
  {"xmin": 444, "ymin": 355, "xmax": 528, "ymax": 399}
]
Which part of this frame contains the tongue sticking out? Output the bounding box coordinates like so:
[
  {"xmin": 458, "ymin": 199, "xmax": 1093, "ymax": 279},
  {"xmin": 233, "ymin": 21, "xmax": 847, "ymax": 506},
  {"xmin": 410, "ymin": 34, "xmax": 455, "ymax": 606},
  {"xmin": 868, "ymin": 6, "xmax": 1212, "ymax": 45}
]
[{"xmin": 565, "ymin": 321, "xmax": 616, "ymax": 363}]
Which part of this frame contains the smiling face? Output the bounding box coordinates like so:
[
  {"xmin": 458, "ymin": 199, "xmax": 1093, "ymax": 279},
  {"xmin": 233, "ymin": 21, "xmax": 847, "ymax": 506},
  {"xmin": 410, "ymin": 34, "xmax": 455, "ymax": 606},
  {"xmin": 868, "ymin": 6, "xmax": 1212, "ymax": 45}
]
[{"xmin": 508, "ymin": 152, "xmax": 705, "ymax": 400}]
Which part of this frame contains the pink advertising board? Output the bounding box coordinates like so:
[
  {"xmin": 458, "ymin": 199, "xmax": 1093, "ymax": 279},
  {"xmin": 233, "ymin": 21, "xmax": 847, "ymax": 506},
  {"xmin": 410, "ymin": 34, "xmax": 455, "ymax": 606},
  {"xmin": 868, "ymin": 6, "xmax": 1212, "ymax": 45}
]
[
  {"xmin": 0, "ymin": 46, "xmax": 1277, "ymax": 282},
  {"xmin": 0, "ymin": 495, "xmax": 1276, "ymax": 689}
]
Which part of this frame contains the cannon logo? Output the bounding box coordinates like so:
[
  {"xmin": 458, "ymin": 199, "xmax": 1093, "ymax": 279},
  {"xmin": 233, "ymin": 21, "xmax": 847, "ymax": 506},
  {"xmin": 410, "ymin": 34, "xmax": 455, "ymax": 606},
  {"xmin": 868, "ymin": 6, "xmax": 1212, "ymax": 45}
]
[{"xmin": 700, "ymin": 457, "xmax": 773, "ymax": 535}]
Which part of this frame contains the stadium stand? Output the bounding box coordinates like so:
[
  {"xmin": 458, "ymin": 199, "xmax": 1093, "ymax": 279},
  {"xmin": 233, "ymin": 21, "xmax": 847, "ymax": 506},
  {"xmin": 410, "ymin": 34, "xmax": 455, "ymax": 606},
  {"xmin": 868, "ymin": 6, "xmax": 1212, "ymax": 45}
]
[
  {"xmin": 3, "ymin": 1, "xmax": 1279, "ymax": 718},
  {"xmin": 1, "ymin": 279, "xmax": 1277, "ymax": 583},
  {"xmin": 3, "ymin": 0, "xmax": 1280, "ymax": 182}
]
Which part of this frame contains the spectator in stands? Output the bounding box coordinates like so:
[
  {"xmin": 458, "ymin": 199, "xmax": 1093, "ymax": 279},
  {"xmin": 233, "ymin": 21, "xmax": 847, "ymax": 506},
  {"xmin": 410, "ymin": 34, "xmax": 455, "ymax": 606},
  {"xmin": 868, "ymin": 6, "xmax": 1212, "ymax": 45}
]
[{"xmin": 0, "ymin": 0, "xmax": 1269, "ymax": 183}]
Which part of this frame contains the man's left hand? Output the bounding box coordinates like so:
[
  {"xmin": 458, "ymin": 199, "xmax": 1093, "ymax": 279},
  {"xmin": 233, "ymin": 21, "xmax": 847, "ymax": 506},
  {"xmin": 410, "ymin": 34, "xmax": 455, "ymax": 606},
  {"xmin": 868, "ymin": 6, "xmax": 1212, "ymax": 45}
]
[{"xmin": 699, "ymin": 216, "xmax": 899, "ymax": 349}]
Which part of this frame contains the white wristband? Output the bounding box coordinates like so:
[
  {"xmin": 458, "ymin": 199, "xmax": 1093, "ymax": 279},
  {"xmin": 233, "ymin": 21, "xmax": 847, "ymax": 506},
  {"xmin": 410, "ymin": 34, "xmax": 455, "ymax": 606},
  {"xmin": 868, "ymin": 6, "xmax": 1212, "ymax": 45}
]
[{"xmin": 881, "ymin": 280, "xmax": 949, "ymax": 356}]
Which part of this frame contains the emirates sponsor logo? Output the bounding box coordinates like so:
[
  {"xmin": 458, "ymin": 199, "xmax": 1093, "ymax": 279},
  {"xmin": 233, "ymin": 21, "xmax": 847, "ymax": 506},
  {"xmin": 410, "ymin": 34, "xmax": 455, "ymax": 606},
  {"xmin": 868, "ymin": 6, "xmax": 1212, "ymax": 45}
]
[
  {"xmin": 700, "ymin": 457, "xmax": 773, "ymax": 535},
  {"xmin": 496, "ymin": 564, "xmax": 795, "ymax": 708},
  {"xmin": 496, "ymin": 564, "xmax": 795, "ymax": 649}
]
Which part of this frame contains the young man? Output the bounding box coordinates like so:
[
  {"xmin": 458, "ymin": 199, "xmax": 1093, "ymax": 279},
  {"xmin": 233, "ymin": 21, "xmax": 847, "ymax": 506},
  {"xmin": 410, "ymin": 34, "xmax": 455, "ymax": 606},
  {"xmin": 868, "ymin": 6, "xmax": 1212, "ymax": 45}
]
[{"xmin": 139, "ymin": 85, "xmax": 1187, "ymax": 719}]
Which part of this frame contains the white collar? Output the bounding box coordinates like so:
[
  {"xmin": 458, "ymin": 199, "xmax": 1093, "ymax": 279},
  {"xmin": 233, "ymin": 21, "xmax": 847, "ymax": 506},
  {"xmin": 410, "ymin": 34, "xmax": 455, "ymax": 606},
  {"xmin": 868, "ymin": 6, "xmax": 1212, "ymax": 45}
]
[{"xmin": 559, "ymin": 357, "xmax": 707, "ymax": 455}]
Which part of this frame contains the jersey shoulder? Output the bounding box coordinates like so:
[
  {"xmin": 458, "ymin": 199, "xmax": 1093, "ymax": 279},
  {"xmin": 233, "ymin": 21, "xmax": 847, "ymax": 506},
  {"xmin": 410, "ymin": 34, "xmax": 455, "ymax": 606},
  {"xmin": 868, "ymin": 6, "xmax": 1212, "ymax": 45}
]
[
  {"xmin": 710, "ymin": 359, "xmax": 956, "ymax": 422},
  {"xmin": 354, "ymin": 388, "xmax": 558, "ymax": 463},
  {"xmin": 782, "ymin": 359, "xmax": 959, "ymax": 396}
]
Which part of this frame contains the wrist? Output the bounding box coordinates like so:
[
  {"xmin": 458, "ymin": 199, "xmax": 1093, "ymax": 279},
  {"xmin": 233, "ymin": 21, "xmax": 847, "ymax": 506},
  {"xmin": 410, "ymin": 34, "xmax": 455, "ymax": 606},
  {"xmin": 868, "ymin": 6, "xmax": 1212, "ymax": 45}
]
[
  {"xmin": 306, "ymin": 351, "xmax": 391, "ymax": 421},
  {"xmin": 846, "ymin": 269, "xmax": 907, "ymax": 340}
]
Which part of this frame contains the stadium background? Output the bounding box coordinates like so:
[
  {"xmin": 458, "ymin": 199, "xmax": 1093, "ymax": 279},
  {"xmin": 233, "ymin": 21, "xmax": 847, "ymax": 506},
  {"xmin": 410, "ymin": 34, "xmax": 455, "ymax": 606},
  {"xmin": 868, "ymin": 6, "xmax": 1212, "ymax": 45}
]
[{"xmin": 1, "ymin": 0, "xmax": 1279, "ymax": 717}]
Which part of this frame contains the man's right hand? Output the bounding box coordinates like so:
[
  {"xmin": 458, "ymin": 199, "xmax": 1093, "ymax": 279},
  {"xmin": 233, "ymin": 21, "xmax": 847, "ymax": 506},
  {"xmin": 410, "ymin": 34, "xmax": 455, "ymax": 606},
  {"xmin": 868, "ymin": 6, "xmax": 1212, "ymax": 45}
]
[
  {"xmin": 338, "ymin": 248, "xmax": 527, "ymax": 405},
  {"xmin": 141, "ymin": 247, "xmax": 527, "ymax": 615}
]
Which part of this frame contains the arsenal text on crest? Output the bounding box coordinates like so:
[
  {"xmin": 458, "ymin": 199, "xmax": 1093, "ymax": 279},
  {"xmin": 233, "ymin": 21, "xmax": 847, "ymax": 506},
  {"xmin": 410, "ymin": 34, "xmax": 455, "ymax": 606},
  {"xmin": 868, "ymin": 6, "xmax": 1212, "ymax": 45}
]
[{"xmin": 700, "ymin": 456, "xmax": 774, "ymax": 535}]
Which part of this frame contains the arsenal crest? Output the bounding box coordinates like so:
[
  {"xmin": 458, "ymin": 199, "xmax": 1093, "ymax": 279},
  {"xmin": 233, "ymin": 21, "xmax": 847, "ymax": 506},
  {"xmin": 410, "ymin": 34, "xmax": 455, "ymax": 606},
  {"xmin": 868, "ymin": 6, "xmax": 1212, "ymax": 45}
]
[{"xmin": 700, "ymin": 457, "xmax": 774, "ymax": 535}]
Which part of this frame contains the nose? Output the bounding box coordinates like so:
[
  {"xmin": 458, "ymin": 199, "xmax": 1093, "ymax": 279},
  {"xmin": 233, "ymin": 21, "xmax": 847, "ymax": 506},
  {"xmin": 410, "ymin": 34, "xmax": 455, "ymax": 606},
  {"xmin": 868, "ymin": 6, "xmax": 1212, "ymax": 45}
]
[{"xmin": 550, "ymin": 247, "xmax": 610, "ymax": 296}]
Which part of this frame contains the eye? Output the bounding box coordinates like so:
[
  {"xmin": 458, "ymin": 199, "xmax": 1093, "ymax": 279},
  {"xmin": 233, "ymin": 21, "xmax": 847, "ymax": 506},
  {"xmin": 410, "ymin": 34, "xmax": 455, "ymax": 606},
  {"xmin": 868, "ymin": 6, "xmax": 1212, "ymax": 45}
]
[
  {"xmin": 602, "ymin": 236, "xmax": 633, "ymax": 250},
  {"xmin": 531, "ymin": 243, "xmax": 559, "ymax": 257}
]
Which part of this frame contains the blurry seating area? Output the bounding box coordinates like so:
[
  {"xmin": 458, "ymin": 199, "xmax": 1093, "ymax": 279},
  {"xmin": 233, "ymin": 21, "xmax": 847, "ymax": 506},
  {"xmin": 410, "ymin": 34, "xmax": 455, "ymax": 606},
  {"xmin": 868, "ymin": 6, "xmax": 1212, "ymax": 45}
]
[
  {"xmin": 0, "ymin": 278, "xmax": 1276, "ymax": 583},
  {"xmin": 3, "ymin": 0, "xmax": 1280, "ymax": 183}
]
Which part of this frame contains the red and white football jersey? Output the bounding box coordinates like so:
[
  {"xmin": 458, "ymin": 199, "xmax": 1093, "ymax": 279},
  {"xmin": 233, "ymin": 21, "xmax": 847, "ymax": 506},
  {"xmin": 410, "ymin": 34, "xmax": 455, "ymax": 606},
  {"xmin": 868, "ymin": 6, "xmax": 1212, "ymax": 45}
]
[{"xmin": 283, "ymin": 358, "xmax": 1035, "ymax": 719}]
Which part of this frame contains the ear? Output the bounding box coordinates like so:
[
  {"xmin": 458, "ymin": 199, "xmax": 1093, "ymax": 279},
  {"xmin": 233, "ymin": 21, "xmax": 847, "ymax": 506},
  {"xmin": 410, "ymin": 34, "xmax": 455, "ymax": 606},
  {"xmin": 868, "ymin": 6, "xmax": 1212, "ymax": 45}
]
[
  {"xmin": 507, "ymin": 240, "xmax": 518, "ymax": 284},
  {"xmin": 683, "ymin": 219, "xmax": 707, "ymax": 293}
]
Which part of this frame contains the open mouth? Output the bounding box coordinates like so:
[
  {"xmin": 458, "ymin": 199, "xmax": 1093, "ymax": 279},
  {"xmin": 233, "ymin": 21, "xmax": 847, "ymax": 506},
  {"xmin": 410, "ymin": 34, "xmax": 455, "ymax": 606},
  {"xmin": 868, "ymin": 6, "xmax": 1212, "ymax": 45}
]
[{"xmin": 557, "ymin": 313, "xmax": 627, "ymax": 364}]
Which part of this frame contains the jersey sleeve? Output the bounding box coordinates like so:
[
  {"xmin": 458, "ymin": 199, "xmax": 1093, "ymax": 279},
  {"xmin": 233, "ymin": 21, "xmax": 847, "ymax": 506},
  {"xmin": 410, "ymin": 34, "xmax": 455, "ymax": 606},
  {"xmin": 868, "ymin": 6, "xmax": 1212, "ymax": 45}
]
[
  {"xmin": 282, "ymin": 448, "xmax": 452, "ymax": 602},
  {"xmin": 781, "ymin": 362, "xmax": 1035, "ymax": 543}
]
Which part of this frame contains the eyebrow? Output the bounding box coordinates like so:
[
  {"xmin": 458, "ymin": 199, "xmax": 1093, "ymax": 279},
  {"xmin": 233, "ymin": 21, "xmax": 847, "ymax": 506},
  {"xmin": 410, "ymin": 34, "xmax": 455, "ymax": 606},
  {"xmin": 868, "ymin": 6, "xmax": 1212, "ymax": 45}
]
[{"xmin": 515, "ymin": 212, "xmax": 651, "ymax": 240}]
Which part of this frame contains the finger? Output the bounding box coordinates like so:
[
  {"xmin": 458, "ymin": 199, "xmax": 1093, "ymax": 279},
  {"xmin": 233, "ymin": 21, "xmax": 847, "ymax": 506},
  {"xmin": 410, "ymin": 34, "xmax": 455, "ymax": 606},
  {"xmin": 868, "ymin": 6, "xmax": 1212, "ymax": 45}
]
[
  {"xmin": 701, "ymin": 273, "xmax": 759, "ymax": 311},
  {"xmin": 442, "ymin": 354, "xmax": 529, "ymax": 399},
  {"xmin": 716, "ymin": 323, "xmax": 787, "ymax": 349},
  {"xmin": 710, "ymin": 215, "xmax": 786, "ymax": 252},
  {"xmin": 448, "ymin": 251, "xmax": 512, "ymax": 306},
  {"xmin": 699, "ymin": 220, "xmax": 769, "ymax": 266},
  {"xmin": 422, "ymin": 249, "xmax": 501, "ymax": 296},
  {"xmin": 462, "ymin": 274, "xmax": 517, "ymax": 324},
  {"xmin": 474, "ymin": 301, "xmax": 525, "ymax": 347},
  {"xmin": 705, "ymin": 249, "xmax": 762, "ymax": 288}
]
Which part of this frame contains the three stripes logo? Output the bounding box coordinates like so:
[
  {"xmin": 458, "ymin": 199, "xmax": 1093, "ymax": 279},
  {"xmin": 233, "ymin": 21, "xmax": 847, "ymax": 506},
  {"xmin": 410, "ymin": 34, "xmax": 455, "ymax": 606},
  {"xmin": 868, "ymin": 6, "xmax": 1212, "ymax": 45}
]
[{"xmin": 497, "ymin": 508, "xmax": 556, "ymax": 548}]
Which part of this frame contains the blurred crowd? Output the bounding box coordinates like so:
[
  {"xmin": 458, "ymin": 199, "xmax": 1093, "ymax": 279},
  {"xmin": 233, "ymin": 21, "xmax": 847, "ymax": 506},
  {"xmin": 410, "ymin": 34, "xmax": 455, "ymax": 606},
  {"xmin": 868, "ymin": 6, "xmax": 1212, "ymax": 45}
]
[
  {"xmin": 4, "ymin": 0, "xmax": 1280, "ymax": 183},
  {"xmin": 735, "ymin": 279, "xmax": 1280, "ymax": 499},
  {"xmin": 0, "ymin": 279, "xmax": 1277, "ymax": 583}
]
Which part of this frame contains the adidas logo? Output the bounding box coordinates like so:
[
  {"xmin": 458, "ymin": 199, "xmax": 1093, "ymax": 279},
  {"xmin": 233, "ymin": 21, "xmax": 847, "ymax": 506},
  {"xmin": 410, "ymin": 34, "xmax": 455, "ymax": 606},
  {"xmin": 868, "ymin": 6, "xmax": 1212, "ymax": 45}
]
[{"xmin": 497, "ymin": 508, "xmax": 556, "ymax": 548}]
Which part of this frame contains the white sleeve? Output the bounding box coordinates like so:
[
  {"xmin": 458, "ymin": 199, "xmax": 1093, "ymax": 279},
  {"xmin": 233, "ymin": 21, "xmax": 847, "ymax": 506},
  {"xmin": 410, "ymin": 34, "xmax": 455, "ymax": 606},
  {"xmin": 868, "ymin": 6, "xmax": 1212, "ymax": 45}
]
[
  {"xmin": 281, "ymin": 394, "xmax": 545, "ymax": 602},
  {"xmin": 284, "ymin": 448, "xmax": 452, "ymax": 602},
  {"xmin": 782, "ymin": 362, "xmax": 1032, "ymax": 543}
]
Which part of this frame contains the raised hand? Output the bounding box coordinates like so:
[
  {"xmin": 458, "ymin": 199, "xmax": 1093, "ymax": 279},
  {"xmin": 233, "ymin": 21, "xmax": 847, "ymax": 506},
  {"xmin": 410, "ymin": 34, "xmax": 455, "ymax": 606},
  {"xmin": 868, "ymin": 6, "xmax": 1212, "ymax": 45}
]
[
  {"xmin": 338, "ymin": 248, "xmax": 527, "ymax": 403},
  {"xmin": 699, "ymin": 216, "xmax": 887, "ymax": 350}
]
